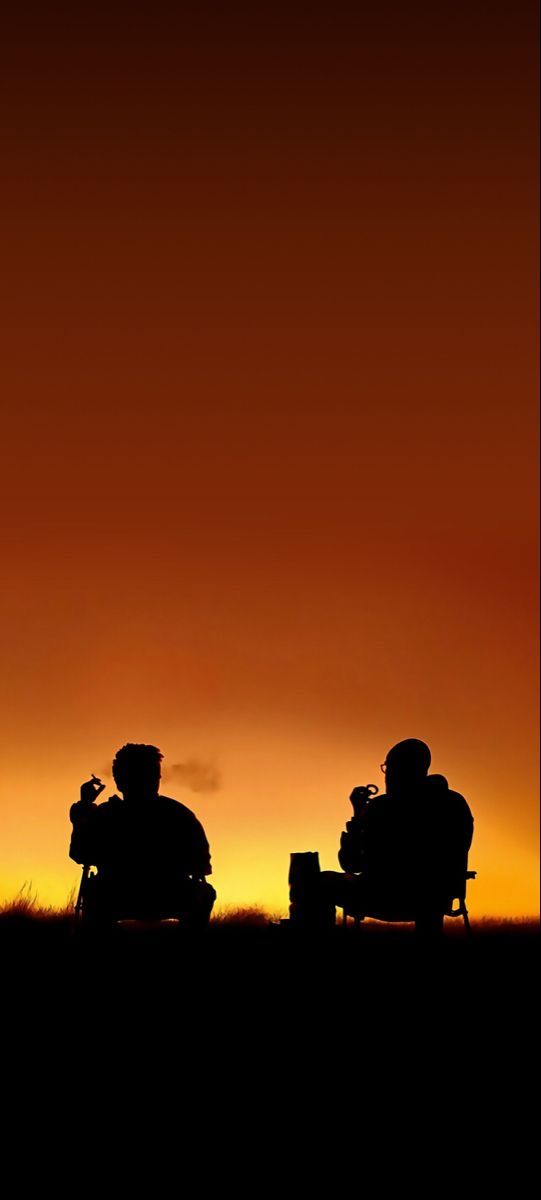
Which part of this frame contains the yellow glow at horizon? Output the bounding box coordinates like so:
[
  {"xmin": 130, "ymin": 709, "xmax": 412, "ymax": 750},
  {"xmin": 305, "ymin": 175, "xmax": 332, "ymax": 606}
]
[{"xmin": 1, "ymin": 722, "xmax": 538, "ymax": 918}]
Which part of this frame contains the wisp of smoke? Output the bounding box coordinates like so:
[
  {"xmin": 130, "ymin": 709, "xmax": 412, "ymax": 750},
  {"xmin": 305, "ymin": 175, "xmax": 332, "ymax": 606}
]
[{"xmin": 164, "ymin": 759, "xmax": 221, "ymax": 794}]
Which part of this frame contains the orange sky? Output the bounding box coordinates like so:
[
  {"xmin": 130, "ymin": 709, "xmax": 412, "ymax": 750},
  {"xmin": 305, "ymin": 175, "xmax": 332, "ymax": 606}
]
[{"xmin": 1, "ymin": 2, "xmax": 538, "ymax": 915}]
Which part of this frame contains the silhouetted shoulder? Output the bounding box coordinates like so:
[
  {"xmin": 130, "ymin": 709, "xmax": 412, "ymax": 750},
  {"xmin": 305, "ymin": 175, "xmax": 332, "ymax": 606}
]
[
  {"xmin": 96, "ymin": 795, "xmax": 123, "ymax": 813},
  {"xmin": 424, "ymin": 779, "xmax": 472, "ymax": 819},
  {"xmin": 157, "ymin": 795, "xmax": 204, "ymax": 824},
  {"xmin": 157, "ymin": 795, "xmax": 212, "ymax": 874},
  {"xmin": 157, "ymin": 795, "xmax": 211, "ymax": 845},
  {"xmin": 446, "ymin": 788, "xmax": 472, "ymax": 812},
  {"xmin": 69, "ymin": 794, "xmax": 122, "ymax": 824}
]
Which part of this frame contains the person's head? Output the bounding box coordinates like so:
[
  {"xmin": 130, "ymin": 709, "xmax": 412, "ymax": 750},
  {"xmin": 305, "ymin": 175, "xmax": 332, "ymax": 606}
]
[
  {"xmin": 112, "ymin": 743, "xmax": 163, "ymax": 800},
  {"xmin": 382, "ymin": 739, "xmax": 431, "ymax": 794}
]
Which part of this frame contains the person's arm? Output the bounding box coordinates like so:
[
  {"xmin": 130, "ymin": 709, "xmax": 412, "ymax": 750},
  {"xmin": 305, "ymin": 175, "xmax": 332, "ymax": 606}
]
[
  {"xmin": 459, "ymin": 796, "xmax": 474, "ymax": 852},
  {"xmin": 338, "ymin": 786, "xmax": 378, "ymax": 873},
  {"xmin": 338, "ymin": 816, "xmax": 365, "ymax": 873},
  {"xmin": 445, "ymin": 791, "xmax": 474, "ymax": 856},
  {"xmin": 189, "ymin": 816, "xmax": 212, "ymax": 877},
  {"xmin": 69, "ymin": 776, "xmax": 105, "ymax": 864}
]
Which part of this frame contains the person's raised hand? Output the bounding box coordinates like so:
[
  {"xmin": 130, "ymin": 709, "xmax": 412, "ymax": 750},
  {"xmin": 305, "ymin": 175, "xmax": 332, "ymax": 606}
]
[
  {"xmin": 80, "ymin": 775, "xmax": 106, "ymax": 804},
  {"xmin": 349, "ymin": 785, "xmax": 377, "ymax": 817}
]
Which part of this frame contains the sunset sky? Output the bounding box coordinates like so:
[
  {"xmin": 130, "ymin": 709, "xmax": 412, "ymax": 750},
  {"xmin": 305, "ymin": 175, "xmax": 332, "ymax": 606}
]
[{"xmin": 1, "ymin": 1, "xmax": 538, "ymax": 916}]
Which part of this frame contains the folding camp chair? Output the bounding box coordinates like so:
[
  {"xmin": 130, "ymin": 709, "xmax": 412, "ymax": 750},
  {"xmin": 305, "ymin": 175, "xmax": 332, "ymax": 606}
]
[
  {"xmin": 74, "ymin": 865, "xmax": 213, "ymax": 931},
  {"xmin": 342, "ymin": 861, "xmax": 477, "ymax": 936}
]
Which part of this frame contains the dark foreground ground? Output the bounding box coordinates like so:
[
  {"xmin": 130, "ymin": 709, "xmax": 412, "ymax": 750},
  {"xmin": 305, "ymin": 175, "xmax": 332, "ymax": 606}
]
[
  {"xmin": 1, "ymin": 910, "xmax": 538, "ymax": 1168},
  {"xmin": 2, "ymin": 910, "xmax": 538, "ymax": 1022}
]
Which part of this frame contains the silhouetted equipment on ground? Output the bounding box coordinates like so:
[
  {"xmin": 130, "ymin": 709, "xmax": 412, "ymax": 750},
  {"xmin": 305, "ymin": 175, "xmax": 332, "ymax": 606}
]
[
  {"xmin": 70, "ymin": 745, "xmax": 216, "ymax": 930},
  {"xmin": 289, "ymin": 852, "xmax": 331, "ymax": 927}
]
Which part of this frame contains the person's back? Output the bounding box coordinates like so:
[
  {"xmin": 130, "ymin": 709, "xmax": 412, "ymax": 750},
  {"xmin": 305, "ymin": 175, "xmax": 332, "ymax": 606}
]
[
  {"xmin": 416, "ymin": 774, "xmax": 473, "ymax": 901},
  {"xmin": 70, "ymin": 743, "xmax": 215, "ymax": 924}
]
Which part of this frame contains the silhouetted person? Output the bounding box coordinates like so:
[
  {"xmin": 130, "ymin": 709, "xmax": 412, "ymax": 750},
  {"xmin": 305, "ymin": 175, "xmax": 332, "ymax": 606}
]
[
  {"xmin": 319, "ymin": 739, "xmax": 474, "ymax": 935},
  {"xmin": 70, "ymin": 743, "xmax": 216, "ymax": 927}
]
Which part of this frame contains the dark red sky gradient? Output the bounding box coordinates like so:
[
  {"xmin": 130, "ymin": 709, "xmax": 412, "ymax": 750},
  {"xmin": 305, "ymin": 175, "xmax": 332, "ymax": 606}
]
[{"xmin": 1, "ymin": 2, "xmax": 538, "ymax": 912}]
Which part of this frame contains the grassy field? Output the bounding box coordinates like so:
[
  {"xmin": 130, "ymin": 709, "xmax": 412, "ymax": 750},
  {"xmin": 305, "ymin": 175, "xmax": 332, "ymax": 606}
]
[
  {"xmin": 1, "ymin": 884, "xmax": 537, "ymax": 983},
  {"xmin": 1, "ymin": 882, "xmax": 538, "ymax": 938}
]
